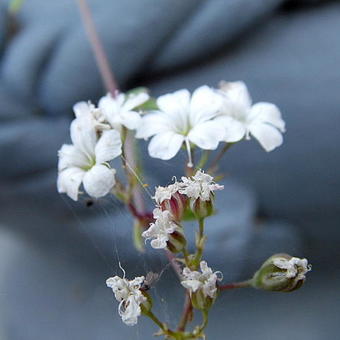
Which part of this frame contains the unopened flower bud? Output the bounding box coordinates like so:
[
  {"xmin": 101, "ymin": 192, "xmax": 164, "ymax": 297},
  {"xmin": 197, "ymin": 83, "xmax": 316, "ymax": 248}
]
[
  {"xmin": 190, "ymin": 196, "xmax": 214, "ymax": 219},
  {"xmin": 161, "ymin": 192, "xmax": 188, "ymax": 222},
  {"xmin": 166, "ymin": 229, "xmax": 187, "ymax": 253},
  {"xmin": 251, "ymin": 253, "xmax": 311, "ymax": 292}
]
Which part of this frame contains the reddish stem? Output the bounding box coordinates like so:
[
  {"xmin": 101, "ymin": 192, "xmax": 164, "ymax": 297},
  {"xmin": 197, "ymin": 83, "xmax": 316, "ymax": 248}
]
[
  {"xmin": 76, "ymin": 0, "xmax": 118, "ymax": 95},
  {"xmin": 177, "ymin": 291, "xmax": 193, "ymax": 332},
  {"xmin": 218, "ymin": 280, "xmax": 251, "ymax": 291}
]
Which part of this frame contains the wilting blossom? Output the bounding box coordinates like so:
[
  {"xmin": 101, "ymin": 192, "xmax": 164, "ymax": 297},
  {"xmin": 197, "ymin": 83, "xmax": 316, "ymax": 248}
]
[
  {"xmin": 179, "ymin": 170, "xmax": 224, "ymax": 201},
  {"xmin": 142, "ymin": 208, "xmax": 179, "ymax": 249},
  {"xmin": 106, "ymin": 274, "xmax": 146, "ymax": 326},
  {"xmin": 181, "ymin": 261, "xmax": 222, "ymax": 299}
]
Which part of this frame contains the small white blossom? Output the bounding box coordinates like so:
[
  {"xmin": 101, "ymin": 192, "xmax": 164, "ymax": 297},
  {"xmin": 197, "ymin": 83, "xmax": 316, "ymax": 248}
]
[
  {"xmin": 179, "ymin": 170, "xmax": 223, "ymax": 201},
  {"xmin": 273, "ymin": 257, "xmax": 311, "ymax": 281},
  {"xmin": 73, "ymin": 101, "xmax": 110, "ymax": 131},
  {"xmin": 142, "ymin": 208, "xmax": 178, "ymax": 249},
  {"xmin": 106, "ymin": 275, "xmax": 146, "ymax": 326},
  {"xmin": 154, "ymin": 182, "xmax": 181, "ymax": 205},
  {"xmin": 136, "ymin": 86, "xmax": 225, "ymax": 166},
  {"xmin": 57, "ymin": 115, "xmax": 122, "ymax": 201},
  {"xmin": 99, "ymin": 91, "xmax": 149, "ymax": 131},
  {"xmin": 216, "ymin": 81, "xmax": 286, "ymax": 152},
  {"xmin": 181, "ymin": 261, "xmax": 222, "ymax": 298}
]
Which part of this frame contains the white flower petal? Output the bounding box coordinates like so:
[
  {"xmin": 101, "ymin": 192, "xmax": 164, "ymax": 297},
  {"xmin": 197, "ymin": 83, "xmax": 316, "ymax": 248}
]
[
  {"xmin": 249, "ymin": 122, "xmax": 283, "ymax": 152},
  {"xmin": 83, "ymin": 164, "xmax": 116, "ymax": 198},
  {"xmin": 190, "ymin": 85, "xmax": 222, "ymax": 125},
  {"xmin": 119, "ymin": 111, "xmax": 142, "ymax": 130},
  {"xmin": 135, "ymin": 113, "xmax": 170, "ymax": 139},
  {"xmin": 70, "ymin": 116, "xmax": 96, "ymax": 158},
  {"xmin": 57, "ymin": 167, "xmax": 85, "ymax": 201},
  {"xmin": 249, "ymin": 102, "xmax": 286, "ymax": 132},
  {"xmin": 58, "ymin": 144, "xmax": 89, "ymax": 171},
  {"xmin": 219, "ymin": 81, "xmax": 252, "ymax": 109},
  {"xmin": 95, "ymin": 129, "xmax": 122, "ymax": 163},
  {"xmin": 188, "ymin": 120, "xmax": 224, "ymax": 150},
  {"xmin": 73, "ymin": 101, "xmax": 92, "ymax": 118},
  {"xmin": 157, "ymin": 89, "xmax": 190, "ymax": 116},
  {"xmin": 123, "ymin": 92, "xmax": 150, "ymax": 111},
  {"xmin": 214, "ymin": 116, "xmax": 246, "ymax": 142},
  {"xmin": 148, "ymin": 131, "xmax": 184, "ymax": 160},
  {"xmin": 181, "ymin": 279, "xmax": 202, "ymax": 293}
]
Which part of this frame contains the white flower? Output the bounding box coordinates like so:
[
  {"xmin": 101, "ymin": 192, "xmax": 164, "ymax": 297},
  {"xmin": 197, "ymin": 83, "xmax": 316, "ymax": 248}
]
[
  {"xmin": 136, "ymin": 86, "xmax": 225, "ymax": 166},
  {"xmin": 99, "ymin": 91, "xmax": 149, "ymax": 131},
  {"xmin": 106, "ymin": 275, "xmax": 146, "ymax": 326},
  {"xmin": 142, "ymin": 208, "xmax": 178, "ymax": 249},
  {"xmin": 216, "ymin": 81, "xmax": 286, "ymax": 152},
  {"xmin": 73, "ymin": 101, "xmax": 110, "ymax": 131},
  {"xmin": 181, "ymin": 261, "xmax": 222, "ymax": 299},
  {"xmin": 154, "ymin": 182, "xmax": 181, "ymax": 205},
  {"xmin": 57, "ymin": 115, "xmax": 122, "ymax": 201},
  {"xmin": 273, "ymin": 257, "xmax": 311, "ymax": 281},
  {"xmin": 179, "ymin": 170, "xmax": 223, "ymax": 201}
]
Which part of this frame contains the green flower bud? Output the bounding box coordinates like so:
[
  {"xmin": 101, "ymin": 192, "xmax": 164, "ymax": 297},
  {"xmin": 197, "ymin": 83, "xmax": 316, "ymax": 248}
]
[
  {"xmin": 191, "ymin": 196, "xmax": 214, "ymax": 219},
  {"xmin": 251, "ymin": 253, "xmax": 311, "ymax": 292}
]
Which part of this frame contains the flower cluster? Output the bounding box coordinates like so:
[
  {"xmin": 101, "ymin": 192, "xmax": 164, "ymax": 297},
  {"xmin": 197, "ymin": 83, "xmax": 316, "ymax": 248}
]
[
  {"xmin": 57, "ymin": 91, "xmax": 149, "ymax": 201},
  {"xmin": 106, "ymin": 274, "xmax": 147, "ymax": 326},
  {"xmin": 136, "ymin": 82, "xmax": 285, "ymax": 166},
  {"xmin": 142, "ymin": 170, "xmax": 223, "ymax": 250}
]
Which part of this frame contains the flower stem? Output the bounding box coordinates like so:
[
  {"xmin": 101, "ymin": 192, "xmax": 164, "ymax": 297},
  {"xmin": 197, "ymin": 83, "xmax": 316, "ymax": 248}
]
[
  {"xmin": 218, "ymin": 280, "xmax": 252, "ymax": 291},
  {"xmin": 76, "ymin": 0, "xmax": 118, "ymax": 95},
  {"xmin": 177, "ymin": 291, "xmax": 193, "ymax": 332},
  {"xmin": 193, "ymin": 218, "xmax": 205, "ymax": 268},
  {"xmin": 208, "ymin": 143, "xmax": 233, "ymax": 173}
]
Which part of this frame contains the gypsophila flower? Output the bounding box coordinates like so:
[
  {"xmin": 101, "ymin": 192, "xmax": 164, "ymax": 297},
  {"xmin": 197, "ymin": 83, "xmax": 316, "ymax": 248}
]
[
  {"xmin": 136, "ymin": 86, "xmax": 225, "ymax": 166},
  {"xmin": 215, "ymin": 81, "xmax": 286, "ymax": 152},
  {"xmin": 179, "ymin": 170, "xmax": 224, "ymax": 201},
  {"xmin": 57, "ymin": 114, "xmax": 122, "ymax": 200},
  {"xmin": 251, "ymin": 254, "xmax": 311, "ymax": 292},
  {"xmin": 142, "ymin": 208, "xmax": 179, "ymax": 249},
  {"xmin": 99, "ymin": 91, "xmax": 149, "ymax": 131},
  {"xmin": 106, "ymin": 275, "xmax": 146, "ymax": 326},
  {"xmin": 73, "ymin": 101, "xmax": 110, "ymax": 131},
  {"xmin": 273, "ymin": 256, "xmax": 311, "ymax": 281},
  {"xmin": 154, "ymin": 182, "xmax": 181, "ymax": 205},
  {"xmin": 181, "ymin": 261, "xmax": 222, "ymax": 299}
]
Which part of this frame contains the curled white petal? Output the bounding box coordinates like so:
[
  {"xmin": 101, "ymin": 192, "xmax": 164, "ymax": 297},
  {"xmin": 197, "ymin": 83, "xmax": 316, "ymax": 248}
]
[
  {"xmin": 106, "ymin": 274, "xmax": 146, "ymax": 326},
  {"xmin": 142, "ymin": 209, "xmax": 177, "ymax": 249}
]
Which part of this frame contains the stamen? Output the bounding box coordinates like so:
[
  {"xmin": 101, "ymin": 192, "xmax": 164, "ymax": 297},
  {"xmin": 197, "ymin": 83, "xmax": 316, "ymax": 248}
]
[{"xmin": 185, "ymin": 138, "xmax": 193, "ymax": 168}]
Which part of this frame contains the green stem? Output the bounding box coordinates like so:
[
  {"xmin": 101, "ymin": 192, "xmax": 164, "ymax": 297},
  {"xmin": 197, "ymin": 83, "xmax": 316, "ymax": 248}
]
[
  {"xmin": 193, "ymin": 218, "xmax": 205, "ymax": 268},
  {"xmin": 196, "ymin": 150, "xmax": 210, "ymax": 171}
]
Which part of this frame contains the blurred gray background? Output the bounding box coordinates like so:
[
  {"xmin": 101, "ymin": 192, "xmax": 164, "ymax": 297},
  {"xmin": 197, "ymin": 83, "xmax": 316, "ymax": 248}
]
[{"xmin": 0, "ymin": 0, "xmax": 339, "ymax": 339}]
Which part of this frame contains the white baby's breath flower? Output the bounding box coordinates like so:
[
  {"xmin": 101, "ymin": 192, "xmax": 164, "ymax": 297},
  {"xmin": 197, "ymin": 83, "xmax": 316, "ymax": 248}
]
[
  {"xmin": 179, "ymin": 170, "xmax": 223, "ymax": 201},
  {"xmin": 106, "ymin": 275, "xmax": 146, "ymax": 326},
  {"xmin": 216, "ymin": 81, "xmax": 286, "ymax": 152},
  {"xmin": 57, "ymin": 115, "xmax": 122, "ymax": 201},
  {"xmin": 142, "ymin": 208, "xmax": 178, "ymax": 249},
  {"xmin": 136, "ymin": 86, "xmax": 225, "ymax": 166},
  {"xmin": 154, "ymin": 182, "xmax": 181, "ymax": 205},
  {"xmin": 73, "ymin": 101, "xmax": 110, "ymax": 131},
  {"xmin": 273, "ymin": 257, "xmax": 310, "ymax": 281},
  {"xmin": 181, "ymin": 261, "xmax": 222, "ymax": 299},
  {"xmin": 99, "ymin": 91, "xmax": 149, "ymax": 131}
]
